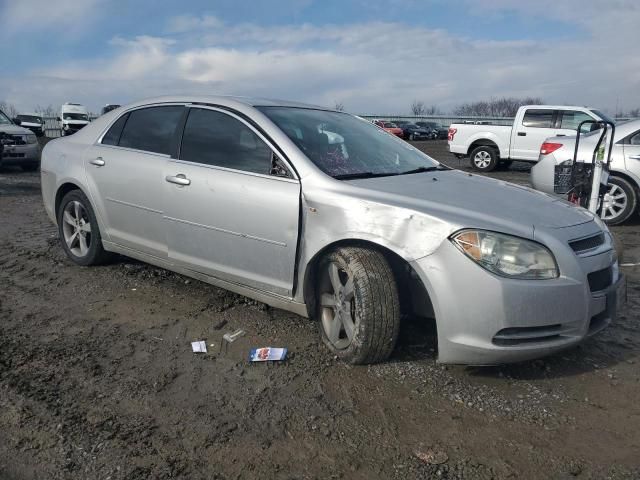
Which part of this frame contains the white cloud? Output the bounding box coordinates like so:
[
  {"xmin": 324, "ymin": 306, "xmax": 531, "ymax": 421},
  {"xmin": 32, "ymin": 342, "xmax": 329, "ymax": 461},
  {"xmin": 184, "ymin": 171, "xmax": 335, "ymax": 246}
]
[
  {"xmin": 1, "ymin": 5, "xmax": 639, "ymax": 114},
  {"xmin": 0, "ymin": 0, "xmax": 103, "ymax": 34}
]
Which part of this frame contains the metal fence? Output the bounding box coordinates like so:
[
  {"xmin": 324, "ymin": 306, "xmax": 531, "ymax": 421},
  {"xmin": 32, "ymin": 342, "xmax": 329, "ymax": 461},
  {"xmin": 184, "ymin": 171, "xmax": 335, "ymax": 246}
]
[{"xmin": 39, "ymin": 114, "xmax": 638, "ymax": 138}]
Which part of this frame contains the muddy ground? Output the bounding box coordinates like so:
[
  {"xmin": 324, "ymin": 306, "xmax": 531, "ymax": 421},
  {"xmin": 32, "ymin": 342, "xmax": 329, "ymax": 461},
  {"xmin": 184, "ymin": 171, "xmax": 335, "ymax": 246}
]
[{"xmin": 0, "ymin": 141, "xmax": 639, "ymax": 479}]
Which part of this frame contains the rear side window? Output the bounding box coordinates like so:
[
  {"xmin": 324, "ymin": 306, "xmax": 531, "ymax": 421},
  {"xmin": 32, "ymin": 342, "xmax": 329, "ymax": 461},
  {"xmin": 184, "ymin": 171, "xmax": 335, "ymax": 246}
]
[
  {"xmin": 118, "ymin": 106, "xmax": 184, "ymax": 155},
  {"xmin": 560, "ymin": 110, "xmax": 594, "ymax": 131},
  {"xmin": 101, "ymin": 113, "xmax": 129, "ymax": 146},
  {"xmin": 180, "ymin": 108, "xmax": 273, "ymax": 175},
  {"xmin": 522, "ymin": 109, "xmax": 554, "ymax": 128}
]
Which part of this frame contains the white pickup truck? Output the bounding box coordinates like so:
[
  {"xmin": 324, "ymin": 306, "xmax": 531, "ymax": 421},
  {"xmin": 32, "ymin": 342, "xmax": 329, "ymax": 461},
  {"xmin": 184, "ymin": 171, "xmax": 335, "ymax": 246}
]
[{"xmin": 448, "ymin": 105, "xmax": 613, "ymax": 172}]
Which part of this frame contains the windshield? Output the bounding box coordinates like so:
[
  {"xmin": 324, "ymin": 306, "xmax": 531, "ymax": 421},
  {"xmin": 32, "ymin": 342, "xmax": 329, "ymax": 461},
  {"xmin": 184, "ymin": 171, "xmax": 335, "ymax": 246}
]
[
  {"xmin": 63, "ymin": 113, "xmax": 88, "ymax": 121},
  {"xmin": 258, "ymin": 107, "xmax": 440, "ymax": 178},
  {"xmin": 591, "ymin": 110, "xmax": 615, "ymax": 124},
  {"xmin": 17, "ymin": 115, "xmax": 42, "ymax": 123},
  {"xmin": 0, "ymin": 110, "xmax": 11, "ymax": 125}
]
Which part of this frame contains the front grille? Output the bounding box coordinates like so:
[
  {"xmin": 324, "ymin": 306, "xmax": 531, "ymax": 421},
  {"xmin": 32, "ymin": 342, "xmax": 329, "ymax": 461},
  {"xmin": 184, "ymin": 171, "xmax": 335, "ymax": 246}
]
[
  {"xmin": 0, "ymin": 134, "xmax": 26, "ymax": 146},
  {"xmin": 2, "ymin": 152, "xmax": 25, "ymax": 158},
  {"xmin": 569, "ymin": 233, "xmax": 605, "ymax": 253},
  {"xmin": 492, "ymin": 324, "xmax": 563, "ymax": 346},
  {"xmin": 588, "ymin": 266, "xmax": 612, "ymax": 292}
]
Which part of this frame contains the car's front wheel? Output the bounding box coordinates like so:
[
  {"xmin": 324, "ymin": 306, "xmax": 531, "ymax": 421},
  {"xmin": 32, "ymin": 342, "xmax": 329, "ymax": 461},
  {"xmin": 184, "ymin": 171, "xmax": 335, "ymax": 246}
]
[
  {"xmin": 600, "ymin": 176, "xmax": 637, "ymax": 225},
  {"xmin": 57, "ymin": 189, "xmax": 112, "ymax": 266},
  {"xmin": 469, "ymin": 146, "xmax": 498, "ymax": 172},
  {"xmin": 316, "ymin": 247, "xmax": 400, "ymax": 364}
]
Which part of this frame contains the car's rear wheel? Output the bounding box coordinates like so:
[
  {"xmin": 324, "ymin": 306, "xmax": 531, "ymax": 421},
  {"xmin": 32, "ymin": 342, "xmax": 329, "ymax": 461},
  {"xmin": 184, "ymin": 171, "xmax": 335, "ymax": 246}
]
[
  {"xmin": 316, "ymin": 247, "xmax": 400, "ymax": 364},
  {"xmin": 470, "ymin": 146, "xmax": 498, "ymax": 172},
  {"xmin": 600, "ymin": 176, "xmax": 637, "ymax": 225},
  {"xmin": 57, "ymin": 190, "xmax": 112, "ymax": 266}
]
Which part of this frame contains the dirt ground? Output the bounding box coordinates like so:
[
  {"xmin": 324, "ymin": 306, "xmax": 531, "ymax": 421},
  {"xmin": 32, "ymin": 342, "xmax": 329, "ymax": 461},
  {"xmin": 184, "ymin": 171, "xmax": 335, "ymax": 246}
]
[{"xmin": 1, "ymin": 141, "xmax": 639, "ymax": 480}]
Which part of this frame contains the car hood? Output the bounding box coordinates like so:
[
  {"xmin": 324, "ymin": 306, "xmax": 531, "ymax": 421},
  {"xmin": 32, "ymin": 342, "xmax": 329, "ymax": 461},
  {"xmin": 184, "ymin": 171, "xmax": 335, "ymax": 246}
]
[
  {"xmin": 0, "ymin": 124, "xmax": 34, "ymax": 135},
  {"xmin": 347, "ymin": 169, "xmax": 594, "ymax": 233}
]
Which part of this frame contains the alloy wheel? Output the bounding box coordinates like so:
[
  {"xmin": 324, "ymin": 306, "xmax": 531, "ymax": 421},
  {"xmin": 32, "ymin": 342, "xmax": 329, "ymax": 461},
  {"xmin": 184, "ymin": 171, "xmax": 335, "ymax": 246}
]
[
  {"xmin": 473, "ymin": 151, "xmax": 492, "ymax": 169},
  {"xmin": 320, "ymin": 262, "xmax": 356, "ymax": 350},
  {"xmin": 601, "ymin": 183, "xmax": 628, "ymax": 221},
  {"xmin": 61, "ymin": 200, "xmax": 92, "ymax": 257}
]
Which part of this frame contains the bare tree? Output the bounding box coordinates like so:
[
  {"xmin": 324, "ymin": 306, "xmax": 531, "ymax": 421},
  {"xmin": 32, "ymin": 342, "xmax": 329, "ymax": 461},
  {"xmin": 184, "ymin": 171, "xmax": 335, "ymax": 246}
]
[
  {"xmin": 424, "ymin": 105, "xmax": 442, "ymax": 115},
  {"xmin": 623, "ymin": 107, "xmax": 640, "ymax": 118},
  {"xmin": 0, "ymin": 101, "xmax": 19, "ymax": 118},
  {"xmin": 454, "ymin": 97, "xmax": 543, "ymax": 117},
  {"xmin": 333, "ymin": 101, "xmax": 345, "ymax": 112},
  {"xmin": 410, "ymin": 100, "xmax": 426, "ymax": 116},
  {"xmin": 35, "ymin": 104, "xmax": 57, "ymax": 117}
]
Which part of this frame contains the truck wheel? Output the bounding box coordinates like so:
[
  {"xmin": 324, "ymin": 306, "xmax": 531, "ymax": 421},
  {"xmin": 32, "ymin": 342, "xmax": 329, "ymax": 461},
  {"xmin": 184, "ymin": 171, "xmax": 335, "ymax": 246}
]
[
  {"xmin": 316, "ymin": 247, "xmax": 400, "ymax": 364},
  {"xmin": 601, "ymin": 176, "xmax": 637, "ymax": 226},
  {"xmin": 470, "ymin": 146, "xmax": 499, "ymax": 172}
]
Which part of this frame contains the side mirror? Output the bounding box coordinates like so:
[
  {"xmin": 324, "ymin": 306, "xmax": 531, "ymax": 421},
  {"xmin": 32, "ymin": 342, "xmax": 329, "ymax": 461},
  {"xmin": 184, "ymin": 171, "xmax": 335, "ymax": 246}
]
[{"xmin": 12, "ymin": 118, "xmax": 21, "ymax": 125}]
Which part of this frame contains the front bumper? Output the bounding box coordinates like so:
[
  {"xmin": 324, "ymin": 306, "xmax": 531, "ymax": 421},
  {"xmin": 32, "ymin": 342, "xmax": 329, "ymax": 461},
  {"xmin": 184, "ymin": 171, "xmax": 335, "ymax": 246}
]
[
  {"xmin": 411, "ymin": 231, "xmax": 624, "ymax": 365},
  {"xmin": 0, "ymin": 143, "xmax": 40, "ymax": 165}
]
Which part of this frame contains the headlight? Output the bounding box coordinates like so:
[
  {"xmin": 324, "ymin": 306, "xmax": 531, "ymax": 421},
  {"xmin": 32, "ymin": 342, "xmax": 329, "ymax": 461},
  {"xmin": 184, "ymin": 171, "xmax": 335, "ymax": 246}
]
[
  {"xmin": 451, "ymin": 230, "xmax": 559, "ymax": 279},
  {"xmin": 25, "ymin": 134, "xmax": 37, "ymax": 144}
]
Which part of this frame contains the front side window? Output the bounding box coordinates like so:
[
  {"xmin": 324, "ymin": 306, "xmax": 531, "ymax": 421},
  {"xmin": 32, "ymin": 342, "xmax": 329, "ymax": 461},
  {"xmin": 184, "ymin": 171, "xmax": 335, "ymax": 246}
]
[
  {"xmin": 119, "ymin": 106, "xmax": 183, "ymax": 155},
  {"xmin": 522, "ymin": 109, "xmax": 554, "ymax": 128},
  {"xmin": 180, "ymin": 108, "xmax": 273, "ymax": 175},
  {"xmin": 258, "ymin": 107, "xmax": 440, "ymax": 178},
  {"xmin": 63, "ymin": 113, "xmax": 89, "ymax": 121},
  {"xmin": 560, "ymin": 110, "xmax": 594, "ymax": 132}
]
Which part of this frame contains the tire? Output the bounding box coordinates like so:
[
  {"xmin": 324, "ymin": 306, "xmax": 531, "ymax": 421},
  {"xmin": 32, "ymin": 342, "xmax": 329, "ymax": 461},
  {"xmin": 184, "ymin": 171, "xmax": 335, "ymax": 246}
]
[
  {"xmin": 469, "ymin": 146, "xmax": 499, "ymax": 172},
  {"xmin": 20, "ymin": 162, "xmax": 39, "ymax": 172},
  {"xmin": 600, "ymin": 176, "xmax": 637, "ymax": 226},
  {"xmin": 57, "ymin": 189, "xmax": 112, "ymax": 266},
  {"xmin": 316, "ymin": 247, "xmax": 400, "ymax": 364}
]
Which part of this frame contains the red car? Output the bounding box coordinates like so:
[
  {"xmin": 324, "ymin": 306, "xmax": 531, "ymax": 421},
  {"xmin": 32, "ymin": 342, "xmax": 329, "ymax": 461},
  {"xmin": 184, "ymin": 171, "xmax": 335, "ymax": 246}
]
[{"xmin": 373, "ymin": 120, "xmax": 404, "ymax": 138}]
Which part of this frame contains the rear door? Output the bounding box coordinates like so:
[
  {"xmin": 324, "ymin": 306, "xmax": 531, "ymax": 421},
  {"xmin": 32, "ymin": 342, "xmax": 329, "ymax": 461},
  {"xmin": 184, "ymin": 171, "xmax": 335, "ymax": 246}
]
[
  {"xmin": 84, "ymin": 104, "xmax": 184, "ymax": 259},
  {"xmin": 164, "ymin": 106, "xmax": 300, "ymax": 296},
  {"xmin": 510, "ymin": 108, "xmax": 558, "ymax": 160}
]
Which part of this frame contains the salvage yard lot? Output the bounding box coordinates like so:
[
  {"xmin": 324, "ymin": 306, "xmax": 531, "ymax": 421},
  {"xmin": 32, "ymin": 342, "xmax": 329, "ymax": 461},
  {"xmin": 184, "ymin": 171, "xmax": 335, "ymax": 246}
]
[{"xmin": 1, "ymin": 141, "xmax": 639, "ymax": 479}]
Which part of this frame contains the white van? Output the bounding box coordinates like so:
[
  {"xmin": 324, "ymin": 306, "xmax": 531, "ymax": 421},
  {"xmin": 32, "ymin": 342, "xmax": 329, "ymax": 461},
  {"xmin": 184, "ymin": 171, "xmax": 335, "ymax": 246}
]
[{"xmin": 58, "ymin": 103, "xmax": 90, "ymax": 136}]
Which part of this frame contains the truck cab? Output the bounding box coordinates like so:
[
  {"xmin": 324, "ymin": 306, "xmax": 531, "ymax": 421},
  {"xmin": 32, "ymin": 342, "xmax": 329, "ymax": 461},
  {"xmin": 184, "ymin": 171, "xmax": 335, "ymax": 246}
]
[{"xmin": 59, "ymin": 103, "xmax": 90, "ymax": 136}]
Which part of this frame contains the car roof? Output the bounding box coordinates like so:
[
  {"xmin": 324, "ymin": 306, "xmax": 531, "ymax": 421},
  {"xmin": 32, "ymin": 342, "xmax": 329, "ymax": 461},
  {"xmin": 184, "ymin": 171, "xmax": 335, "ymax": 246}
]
[{"xmin": 124, "ymin": 95, "xmax": 332, "ymax": 112}]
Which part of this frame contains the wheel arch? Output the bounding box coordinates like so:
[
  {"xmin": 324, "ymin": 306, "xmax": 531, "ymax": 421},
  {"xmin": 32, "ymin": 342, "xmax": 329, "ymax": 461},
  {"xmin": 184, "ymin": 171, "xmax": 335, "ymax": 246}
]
[
  {"xmin": 610, "ymin": 169, "xmax": 640, "ymax": 195},
  {"xmin": 54, "ymin": 182, "xmax": 87, "ymax": 221},
  {"xmin": 468, "ymin": 139, "xmax": 500, "ymax": 157},
  {"xmin": 302, "ymin": 239, "xmax": 436, "ymax": 326}
]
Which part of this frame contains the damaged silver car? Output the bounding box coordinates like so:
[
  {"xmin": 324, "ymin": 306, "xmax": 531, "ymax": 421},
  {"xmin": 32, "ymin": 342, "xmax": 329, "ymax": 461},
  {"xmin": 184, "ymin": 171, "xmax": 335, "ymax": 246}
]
[{"xmin": 41, "ymin": 96, "xmax": 625, "ymax": 365}]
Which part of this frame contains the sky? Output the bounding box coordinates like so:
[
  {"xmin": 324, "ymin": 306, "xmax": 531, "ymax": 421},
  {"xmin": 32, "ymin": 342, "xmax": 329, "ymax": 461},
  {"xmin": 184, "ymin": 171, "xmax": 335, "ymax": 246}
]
[{"xmin": 0, "ymin": 0, "xmax": 638, "ymax": 115}]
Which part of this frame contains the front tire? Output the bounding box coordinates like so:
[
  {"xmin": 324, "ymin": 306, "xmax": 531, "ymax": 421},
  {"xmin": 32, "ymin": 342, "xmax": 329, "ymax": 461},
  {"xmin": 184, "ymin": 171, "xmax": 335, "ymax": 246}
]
[
  {"xmin": 600, "ymin": 176, "xmax": 637, "ymax": 225},
  {"xmin": 469, "ymin": 146, "xmax": 499, "ymax": 172},
  {"xmin": 316, "ymin": 247, "xmax": 400, "ymax": 364},
  {"xmin": 57, "ymin": 190, "xmax": 112, "ymax": 266}
]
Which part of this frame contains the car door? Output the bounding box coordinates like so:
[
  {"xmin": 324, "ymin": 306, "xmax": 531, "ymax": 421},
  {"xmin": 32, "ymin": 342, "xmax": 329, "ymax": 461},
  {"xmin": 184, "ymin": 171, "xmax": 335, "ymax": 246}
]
[
  {"xmin": 622, "ymin": 129, "xmax": 640, "ymax": 179},
  {"xmin": 510, "ymin": 108, "xmax": 559, "ymax": 161},
  {"xmin": 84, "ymin": 104, "xmax": 185, "ymax": 259},
  {"xmin": 555, "ymin": 110, "xmax": 598, "ymax": 137},
  {"xmin": 164, "ymin": 106, "xmax": 300, "ymax": 296}
]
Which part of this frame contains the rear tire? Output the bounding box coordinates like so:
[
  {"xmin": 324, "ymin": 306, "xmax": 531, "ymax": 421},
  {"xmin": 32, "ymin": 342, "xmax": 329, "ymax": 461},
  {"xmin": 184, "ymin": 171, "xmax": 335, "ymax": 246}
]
[
  {"xmin": 57, "ymin": 190, "xmax": 113, "ymax": 266},
  {"xmin": 469, "ymin": 146, "xmax": 499, "ymax": 172},
  {"xmin": 316, "ymin": 247, "xmax": 400, "ymax": 364},
  {"xmin": 600, "ymin": 176, "xmax": 637, "ymax": 226}
]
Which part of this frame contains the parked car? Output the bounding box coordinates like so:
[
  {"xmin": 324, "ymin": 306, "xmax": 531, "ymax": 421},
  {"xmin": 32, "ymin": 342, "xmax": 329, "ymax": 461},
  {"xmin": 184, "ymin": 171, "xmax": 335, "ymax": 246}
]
[
  {"xmin": 41, "ymin": 95, "xmax": 624, "ymax": 365},
  {"xmin": 15, "ymin": 113, "xmax": 45, "ymax": 137},
  {"xmin": 416, "ymin": 121, "xmax": 448, "ymax": 139},
  {"xmin": 401, "ymin": 123, "xmax": 434, "ymax": 141},
  {"xmin": 448, "ymin": 105, "xmax": 613, "ymax": 172},
  {"xmin": 0, "ymin": 108, "xmax": 40, "ymax": 171},
  {"xmin": 58, "ymin": 103, "xmax": 90, "ymax": 136},
  {"xmin": 101, "ymin": 104, "xmax": 121, "ymax": 115},
  {"xmin": 374, "ymin": 120, "xmax": 404, "ymax": 138},
  {"xmin": 531, "ymin": 119, "xmax": 640, "ymax": 225}
]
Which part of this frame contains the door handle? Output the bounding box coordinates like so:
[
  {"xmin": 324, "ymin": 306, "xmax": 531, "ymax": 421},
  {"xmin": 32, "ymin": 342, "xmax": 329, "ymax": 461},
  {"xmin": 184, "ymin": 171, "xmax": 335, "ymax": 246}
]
[
  {"xmin": 89, "ymin": 157, "xmax": 105, "ymax": 167},
  {"xmin": 517, "ymin": 132, "xmax": 526, "ymax": 136},
  {"xmin": 556, "ymin": 134, "xmax": 566, "ymax": 137},
  {"xmin": 165, "ymin": 174, "xmax": 191, "ymax": 186},
  {"xmin": 629, "ymin": 155, "xmax": 640, "ymax": 160}
]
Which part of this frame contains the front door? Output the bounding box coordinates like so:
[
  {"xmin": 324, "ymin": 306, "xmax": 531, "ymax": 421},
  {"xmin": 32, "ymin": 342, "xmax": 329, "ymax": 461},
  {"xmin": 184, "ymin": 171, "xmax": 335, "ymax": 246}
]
[
  {"xmin": 164, "ymin": 107, "xmax": 300, "ymax": 296},
  {"xmin": 510, "ymin": 108, "xmax": 559, "ymax": 161}
]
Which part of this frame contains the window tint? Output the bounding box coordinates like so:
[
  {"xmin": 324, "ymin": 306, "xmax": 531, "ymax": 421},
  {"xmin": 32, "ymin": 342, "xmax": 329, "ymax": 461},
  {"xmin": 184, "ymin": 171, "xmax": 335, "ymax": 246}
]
[
  {"xmin": 101, "ymin": 113, "xmax": 129, "ymax": 146},
  {"xmin": 522, "ymin": 109, "xmax": 554, "ymax": 128},
  {"xmin": 119, "ymin": 106, "xmax": 183, "ymax": 155},
  {"xmin": 560, "ymin": 110, "xmax": 594, "ymax": 131},
  {"xmin": 180, "ymin": 108, "xmax": 273, "ymax": 175}
]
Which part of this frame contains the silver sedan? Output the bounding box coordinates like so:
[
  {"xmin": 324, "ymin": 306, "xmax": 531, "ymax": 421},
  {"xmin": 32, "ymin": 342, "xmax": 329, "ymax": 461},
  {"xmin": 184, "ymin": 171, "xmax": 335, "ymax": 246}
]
[
  {"xmin": 41, "ymin": 96, "xmax": 625, "ymax": 365},
  {"xmin": 531, "ymin": 119, "xmax": 640, "ymax": 225}
]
